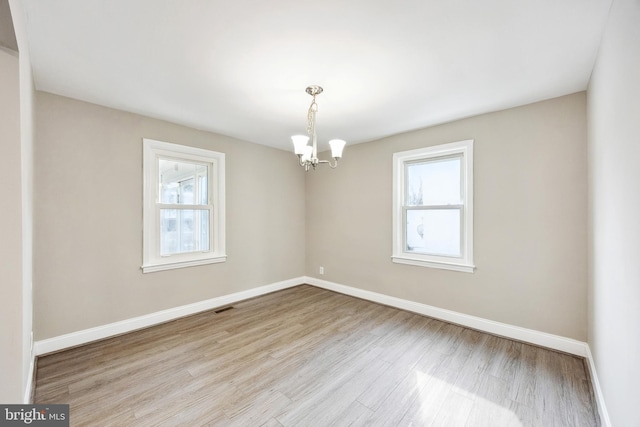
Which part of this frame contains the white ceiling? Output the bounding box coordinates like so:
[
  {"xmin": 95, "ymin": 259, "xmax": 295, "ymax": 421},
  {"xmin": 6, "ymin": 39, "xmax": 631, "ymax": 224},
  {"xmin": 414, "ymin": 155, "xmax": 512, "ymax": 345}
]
[{"xmin": 20, "ymin": 0, "xmax": 611, "ymax": 151}]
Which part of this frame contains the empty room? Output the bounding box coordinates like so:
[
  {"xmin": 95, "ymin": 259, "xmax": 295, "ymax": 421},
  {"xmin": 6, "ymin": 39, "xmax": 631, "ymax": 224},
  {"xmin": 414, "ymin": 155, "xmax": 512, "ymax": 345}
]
[{"xmin": 1, "ymin": 0, "xmax": 638, "ymax": 425}]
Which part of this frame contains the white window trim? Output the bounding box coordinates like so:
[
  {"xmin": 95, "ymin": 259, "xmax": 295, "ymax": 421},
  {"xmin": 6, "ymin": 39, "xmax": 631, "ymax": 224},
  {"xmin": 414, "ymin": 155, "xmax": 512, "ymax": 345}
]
[
  {"xmin": 392, "ymin": 139, "xmax": 474, "ymax": 273},
  {"xmin": 142, "ymin": 138, "xmax": 226, "ymax": 273}
]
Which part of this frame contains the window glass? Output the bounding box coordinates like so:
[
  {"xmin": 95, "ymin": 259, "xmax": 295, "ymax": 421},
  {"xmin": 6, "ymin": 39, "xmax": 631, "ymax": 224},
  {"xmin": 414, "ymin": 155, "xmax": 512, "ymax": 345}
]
[
  {"xmin": 160, "ymin": 209, "xmax": 210, "ymax": 256},
  {"xmin": 405, "ymin": 209, "xmax": 461, "ymax": 257},
  {"xmin": 199, "ymin": 175, "xmax": 208, "ymax": 205},
  {"xmin": 406, "ymin": 156, "xmax": 461, "ymax": 206},
  {"xmin": 159, "ymin": 159, "xmax": 207, "ymax": 205}
]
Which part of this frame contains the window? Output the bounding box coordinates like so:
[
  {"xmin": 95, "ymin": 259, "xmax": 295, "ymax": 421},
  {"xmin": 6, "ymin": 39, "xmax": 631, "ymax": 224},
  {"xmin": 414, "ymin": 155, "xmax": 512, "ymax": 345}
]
[
  {"xmin": 142, "ymin": 139, "xmax": 225, "ymax": 273},
  {"xmin": 392, "ymin": 140, "xmax": 474, "ymax": 272}
]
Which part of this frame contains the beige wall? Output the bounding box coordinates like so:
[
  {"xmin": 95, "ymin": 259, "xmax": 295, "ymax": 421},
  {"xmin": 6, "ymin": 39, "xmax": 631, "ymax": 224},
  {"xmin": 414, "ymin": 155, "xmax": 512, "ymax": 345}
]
[
  {"xmin": 588, "ymin": 0, "xmax": 640, "ymax": 424},
  {"xmin": 34, "ymin": 92, "xmax": 306, "ymax": 340},
  {"xmin": 34, "ymin": 91, "xmax": 588, "ymax": 345},
  {"xmin": 0, "ymin": 47, "xmax": 24, "ymax": 402},
  {"xmin": 306, "ymin": 93, "xmax": 588, "ymax": 340}
]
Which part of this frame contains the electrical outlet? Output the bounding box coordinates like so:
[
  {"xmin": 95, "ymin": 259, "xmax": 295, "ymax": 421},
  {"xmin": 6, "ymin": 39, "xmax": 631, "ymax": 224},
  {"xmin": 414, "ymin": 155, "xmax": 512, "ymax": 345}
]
[{"xmin": 319, "ymin": 266, "xmax": 324, "ymax": 275}]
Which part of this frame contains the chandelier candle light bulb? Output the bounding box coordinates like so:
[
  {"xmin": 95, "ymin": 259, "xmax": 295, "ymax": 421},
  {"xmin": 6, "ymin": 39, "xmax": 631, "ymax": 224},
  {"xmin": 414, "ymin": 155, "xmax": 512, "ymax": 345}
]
[{"xmin": 291, "ymin": 85, "xmax": 345, "ymax": 171}]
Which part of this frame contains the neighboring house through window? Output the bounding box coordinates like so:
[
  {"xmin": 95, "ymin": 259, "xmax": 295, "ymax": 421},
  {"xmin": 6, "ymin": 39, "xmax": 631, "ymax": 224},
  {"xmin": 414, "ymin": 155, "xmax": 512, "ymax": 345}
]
[
  {"xmin": 392, "ymin": 139, "xmax": 474, "ymax": 273},
  {"xmin": 142, "ymin": 139, "xmax": 226, "ymax": 273}
]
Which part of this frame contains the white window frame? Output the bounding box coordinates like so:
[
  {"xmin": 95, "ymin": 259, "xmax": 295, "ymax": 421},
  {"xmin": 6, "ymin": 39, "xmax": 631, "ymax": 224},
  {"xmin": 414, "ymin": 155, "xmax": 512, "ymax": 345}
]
[
  {"xmin": 142, "ymin": 138, "xmax": 226, "ymax": 273},
  {"xmin": 392, "ymin": 139, "xmax": 474, "ymax": 273}
]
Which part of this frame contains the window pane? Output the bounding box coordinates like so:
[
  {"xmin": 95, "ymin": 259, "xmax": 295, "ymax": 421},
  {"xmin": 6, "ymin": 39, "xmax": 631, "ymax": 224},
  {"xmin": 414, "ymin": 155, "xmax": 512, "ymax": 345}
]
[
  {"xmin": 160, "ymin": 209, "xmax": 210, "ymax": 255},
  {"xmin": 199, "ymin": 175, "xmax": 208, "ymax": 205},
  {"xmin": 159, "ymin": 159, "xmax": 208, "ymax": 205},
  {"xmin": 179, "ymin": 178, "xmax": 194, "ymax": 204},
  {"xmin": 406, "ymin": 156, "xmax": 461, "ymax": 206},
  {"xmin": 180, "ymin": 209, "xmax": 194, "ymax": 252},
  {"xmin": 406, "ymin": 209, "xmax": 461, "ymax": 257},
  {"xmin": 200, "ymin": 210, "xmax": 210, "ymax": 252}
]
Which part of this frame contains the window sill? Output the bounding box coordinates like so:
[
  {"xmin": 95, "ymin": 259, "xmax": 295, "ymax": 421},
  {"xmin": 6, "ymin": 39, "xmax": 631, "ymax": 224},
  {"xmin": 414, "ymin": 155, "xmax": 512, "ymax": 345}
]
[
  {"xmin": 392, "ymin": 256, "xmax": 475, "ymax": 273},
  {"xmin": 142, "ymin": 255, "xmax": 227, "ymax": 273}
]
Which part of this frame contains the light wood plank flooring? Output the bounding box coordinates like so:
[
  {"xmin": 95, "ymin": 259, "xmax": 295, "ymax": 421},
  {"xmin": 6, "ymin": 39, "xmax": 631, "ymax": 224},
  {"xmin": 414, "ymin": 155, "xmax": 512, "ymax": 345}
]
[{"xmin": 35, "ymin": 285, "xmax": 600, "ymax": 426}]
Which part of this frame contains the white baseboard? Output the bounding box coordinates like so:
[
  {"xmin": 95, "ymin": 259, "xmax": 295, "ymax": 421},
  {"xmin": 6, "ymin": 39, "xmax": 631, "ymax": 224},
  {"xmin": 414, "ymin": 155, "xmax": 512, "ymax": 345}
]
[
  {"xmin": 34, "ymin": 277, "xmax": 302, "ymax": 356},
  {"xmin": 34, "ymin": 276, "xmax": 588, "ymax": 357},
  {"xmin": 304, "ymin": 276, "xmax": 589, "ymax": 357},
  {"xmin": 584, "ymin": 345, "xmax": 612, "ymax": 427},
  {"xmin": 23, "ymin": 349, "xmax": 35, "ymax": 404}
]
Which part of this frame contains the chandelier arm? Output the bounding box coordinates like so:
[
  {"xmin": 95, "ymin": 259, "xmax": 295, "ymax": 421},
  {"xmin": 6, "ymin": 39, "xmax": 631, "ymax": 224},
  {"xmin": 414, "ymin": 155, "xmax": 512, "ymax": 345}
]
[{"xmin": 317, "ymin": 159, "xmax": 339, "ymax": 168}]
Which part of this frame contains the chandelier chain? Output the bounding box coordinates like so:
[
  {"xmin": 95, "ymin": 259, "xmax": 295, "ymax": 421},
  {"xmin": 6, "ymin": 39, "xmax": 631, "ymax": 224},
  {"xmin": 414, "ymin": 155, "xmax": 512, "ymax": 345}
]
[{"xmin": 307, "ymin": 96, "xmax": 318, "ymax": 136}]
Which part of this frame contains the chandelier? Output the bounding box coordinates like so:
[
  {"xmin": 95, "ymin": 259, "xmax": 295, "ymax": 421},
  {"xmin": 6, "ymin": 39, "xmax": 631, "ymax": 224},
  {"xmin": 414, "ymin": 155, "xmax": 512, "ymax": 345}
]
[{"xmin": 291, "ymin": 85, "xmax": 346, "ymax": 171}]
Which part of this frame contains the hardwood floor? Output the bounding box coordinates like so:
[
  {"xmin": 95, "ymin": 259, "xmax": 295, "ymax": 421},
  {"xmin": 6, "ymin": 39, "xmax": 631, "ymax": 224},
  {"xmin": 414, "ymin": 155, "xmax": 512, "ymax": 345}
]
[{"xmin": 34, "ymin": 285, "xmax": 600, "ymax": 426}]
